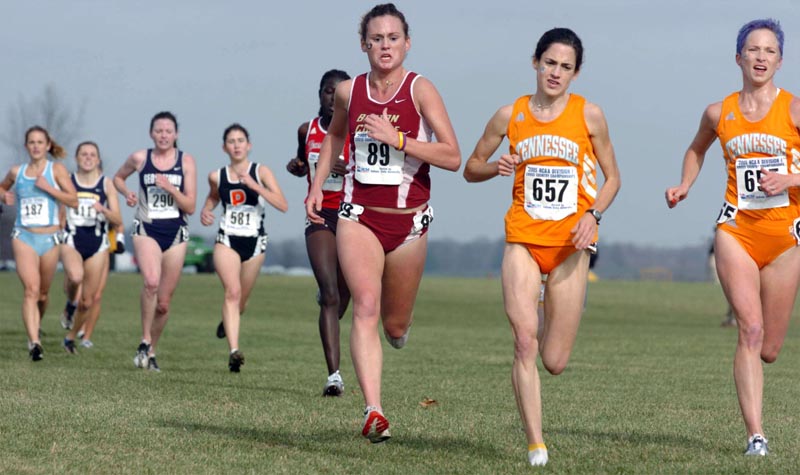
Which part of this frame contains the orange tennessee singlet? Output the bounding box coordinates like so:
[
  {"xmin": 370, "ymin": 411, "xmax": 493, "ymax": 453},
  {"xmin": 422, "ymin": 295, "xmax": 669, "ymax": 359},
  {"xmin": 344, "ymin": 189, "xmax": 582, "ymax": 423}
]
[
  {"xmin": 505, "ymin": 94, "xmax": 598, "ymax": 247},
  {"xmin": 715, "ymin": 89, "xmax": 800, "ymax": 233}
]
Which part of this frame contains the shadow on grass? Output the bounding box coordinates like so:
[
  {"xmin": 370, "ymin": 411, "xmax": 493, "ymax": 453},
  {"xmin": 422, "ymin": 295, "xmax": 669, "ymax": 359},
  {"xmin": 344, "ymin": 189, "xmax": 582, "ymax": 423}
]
[
  {"xmin": 388, "ymin": 434, "xmax": 506, "ymax": 460},
  {"xmin": 159, "ymin": 419, "xmax": 506, "ymax": 460},
  {"xmin": 549, "ymin": 427, "xmax": 707, "ymax": 449},
  {"xmin": 160, "ymin": 419, "xmax": 363, "ymax": 458},
  {"xmin": 159, "ymin": 374, "xmax": 309, "ymax": 397}
]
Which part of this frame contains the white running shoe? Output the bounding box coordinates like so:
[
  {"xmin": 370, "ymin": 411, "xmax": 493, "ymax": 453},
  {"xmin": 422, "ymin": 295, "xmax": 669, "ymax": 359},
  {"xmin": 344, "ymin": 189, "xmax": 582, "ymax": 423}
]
[
  {"xmin": 528, "ymin": 447, "xmax": 548, "ymax": 466},
  {"xmin": 147, "ymin": 356, "xmax": 161, "ymax": 372},
  {"xmin": 60, "ymin": 310, "xmax": 73, "ymax": 330},
  {"xmin": 744, "ymin": 434, "xmax": 768, "ymax": 456},
  {"xmin": 323, "ymin": 371, "xmax": 344, "ymax": 397},
  {"xmin": 361, "ymin": 406, "xmax": 391, "ymax": 443},
  {"xmin": 133, "ymin": 342, "xmax": 150, "ymax": 368},
  {"xmin": 80, "ymin": 339, "xmax": 93, "ymax": 349},
  {"xmin": 383, "ymin": 325, "xmax": 410, "ymax": 349}
]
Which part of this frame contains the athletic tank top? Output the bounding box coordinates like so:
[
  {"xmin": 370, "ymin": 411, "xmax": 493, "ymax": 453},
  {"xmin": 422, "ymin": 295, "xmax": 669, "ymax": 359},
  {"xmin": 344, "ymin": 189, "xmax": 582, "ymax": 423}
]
[
  {"xmin": 217, "ymin": 163, "xmax": 266, "ymax": 237},
  {"xmin": 716, "ymin": 89, "xmax": 800, "ymax": 230},
  {"xmin": 505, "ymin": 94, "xmax": 599, "ymax": 246},
  {"xmin": 66, "ymin": 174, "xmax": 108, "ymax": 236},
  {"xmin": 344, "ymin": 71, "xmax": 432, "ymax": 209},
  {"xmin": 304, "ymin": 116, "xmax": 350, "ymax": 209},
  {"xmin": 15, "ymin": 161, "xmax": 60, "ymax": 228},
  {"xmin": 136, "ymin": 149, "xmax": 186, "ymax": 225}
]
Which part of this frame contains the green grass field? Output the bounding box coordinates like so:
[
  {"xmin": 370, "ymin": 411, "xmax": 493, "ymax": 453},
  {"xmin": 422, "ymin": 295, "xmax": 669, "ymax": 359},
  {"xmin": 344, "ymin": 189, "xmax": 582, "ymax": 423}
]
[{"xmin": 1, "ymin": 272, "xmax": 799, "ymax": 474}]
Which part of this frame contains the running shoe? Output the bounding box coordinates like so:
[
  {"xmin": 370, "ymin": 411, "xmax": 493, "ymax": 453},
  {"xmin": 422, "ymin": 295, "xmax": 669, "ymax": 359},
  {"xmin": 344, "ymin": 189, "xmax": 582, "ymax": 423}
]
[
  {"xmin": 60, "ymin": 311, "xmax": 73, "ymax": 330},
  {"xmin": 383, "ymin": 325, "xmax": 410, "ymax": 349},
  {"xmin": 216, "ymin": 321, "xmax": 226, "ymax": 339},
  {"xmin": 323, "ymin": 370, "xmax": 344, "ymax": 397},
  {"xmin": 228, "ymin": 350, "xmax": 245, "ymax": 373},
  {"xmin": 80, "ymin": 339, "xmax": 94, "ymax": 349},
  {"xmin": 528, "ymin": 446, "xmax": 549, "ymax": 466},
  {"xmin": 361, "ymin": 406, "xmax": 391, "ymax": 443},
  {"xmin": 29, "ymin": 343, "xmax": 44, "ymax": 362},
  {"xmin": 115, "ymin": 233, "xmax": 126, "ymax": 254},
  {"xmin": 721, "ymin": 316, "xmax": 737, "ymax": 328},
  {"xmin": 147, "ymin": 356, "xmax": 161, "ymax": 372},
  {"xmin": 60, "ymin": 302, "xmax": 76, "ymax": 330},
  {"xmin": 133, "ymin": 342, "xmax": 150, "ymax": 368},
  {"xmin": 63, "ymin": 338, "xmax": 77, "ymax": 355},
  {"xmin": 744, "ymin": 434, "xmax": 769, "ymax": 456}
]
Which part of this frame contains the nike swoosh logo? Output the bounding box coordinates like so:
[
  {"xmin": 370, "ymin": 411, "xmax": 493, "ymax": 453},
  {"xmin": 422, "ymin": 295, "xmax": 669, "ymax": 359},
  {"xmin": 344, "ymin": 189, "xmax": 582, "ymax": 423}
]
[{"xmin": 394, "ymin": 98, "xmax": 406, "ymax": 104}]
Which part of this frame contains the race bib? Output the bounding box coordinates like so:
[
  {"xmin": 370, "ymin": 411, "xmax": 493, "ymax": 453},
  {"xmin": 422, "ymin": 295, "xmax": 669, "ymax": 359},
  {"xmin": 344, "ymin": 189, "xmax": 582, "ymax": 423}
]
[
  {"xmin": 308, "ymin": 152, "xmax": 344, "ymax": 192},
  {"xmin": 20, "ymin": 197, "xmax": 50, "ymax": 226},
  {"xmin": 411, "ymin": 206, "xmax": 434, "ymax": 234},
  {"xmin": 224, "ymin": 205, "xmax": 260, "ymax": 237},
  {"xmin": 735, "ymin": 157, "xmax": 789, "ymax": 210},
  {"xmin": 338, "ymin": 201, "xmax": 365, "ymax": 221},
  {"xmin": 68, "ymin": 196, "xmax": 99, "ymax": 227},
  {"xmin": 793, "ymin": 217, "xmax": 800, "ymax": 245},
  {"xmin": 716, "ymin": 201, "xmax": 738, "ymax": 224},
  {"xmin": 353, "ymin": 131, "xmax": 404, "ymax": 185},
  {"xmin": 523, "ymin": 165, "xmax": 578, "ymax": 221},
  {"xmin": 147, "ymin": 187, "xmax": 179, "ymax": 219}
]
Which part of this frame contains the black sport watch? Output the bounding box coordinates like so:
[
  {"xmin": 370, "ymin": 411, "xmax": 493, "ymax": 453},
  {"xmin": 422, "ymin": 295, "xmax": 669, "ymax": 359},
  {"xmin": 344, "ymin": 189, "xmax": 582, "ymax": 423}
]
[{"xmin": 587, "ymin": 208, "xmax": 602, "ymax": 224}]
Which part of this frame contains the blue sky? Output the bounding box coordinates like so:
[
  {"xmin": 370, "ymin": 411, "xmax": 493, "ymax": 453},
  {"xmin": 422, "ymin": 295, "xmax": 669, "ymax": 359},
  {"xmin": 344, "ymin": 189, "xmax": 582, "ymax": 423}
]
[{"xmin": 2, "ymin": 0, "xmax": 798, "ymax": 247}]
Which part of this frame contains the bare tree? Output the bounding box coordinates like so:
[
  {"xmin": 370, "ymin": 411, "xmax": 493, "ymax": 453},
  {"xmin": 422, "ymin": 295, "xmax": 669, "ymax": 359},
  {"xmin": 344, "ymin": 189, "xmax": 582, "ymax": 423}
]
[
  {"xmin": 1, "ymin": 83, "xmax": 86, "ymax": 165},
  {"xmin": 0, "ymin": 84, "xmax": 86, "ymax": 264}
]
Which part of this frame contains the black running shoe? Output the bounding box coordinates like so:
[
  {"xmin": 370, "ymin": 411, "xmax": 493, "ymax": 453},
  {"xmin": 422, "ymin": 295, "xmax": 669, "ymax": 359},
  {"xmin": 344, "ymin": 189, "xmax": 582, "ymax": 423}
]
[
  {"xmin": 29, "ymin": 343, "xmax": 44, "ymax": 362},
  {"xmin": 63, "ymin": 338, "xmax": 77, "ymax": 355},
  {"xmin": 147, "ymin": 356, "xmax": 161, "ymax": 372},
  {"xmin": 216, "ymin": 321, "xmax": 226, "ymax": 339},
  {"xmin": 228, "ymin": 350, "xmax": 245, "ymax": 373}
]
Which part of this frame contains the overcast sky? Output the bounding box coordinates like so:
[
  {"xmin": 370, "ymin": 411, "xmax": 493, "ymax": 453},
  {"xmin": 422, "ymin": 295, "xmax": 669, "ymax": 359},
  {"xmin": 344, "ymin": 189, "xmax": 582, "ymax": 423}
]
[{"xmin": 2, "ymin": 0, "xmax": 799, "ymax": 248}]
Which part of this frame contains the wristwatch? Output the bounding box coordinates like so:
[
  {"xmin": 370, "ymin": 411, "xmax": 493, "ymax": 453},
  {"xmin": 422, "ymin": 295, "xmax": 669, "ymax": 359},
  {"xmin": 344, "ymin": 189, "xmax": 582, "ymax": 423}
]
[{"xmin": 586, "ymin": 208, "xmax": 602, "ymax": 223}]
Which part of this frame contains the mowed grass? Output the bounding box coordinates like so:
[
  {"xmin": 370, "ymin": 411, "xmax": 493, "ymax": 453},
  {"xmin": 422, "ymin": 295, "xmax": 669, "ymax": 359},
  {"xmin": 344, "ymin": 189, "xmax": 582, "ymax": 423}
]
[{"xmin": 1, "ymin": 273, "xmax": 800, "ymax": 474}]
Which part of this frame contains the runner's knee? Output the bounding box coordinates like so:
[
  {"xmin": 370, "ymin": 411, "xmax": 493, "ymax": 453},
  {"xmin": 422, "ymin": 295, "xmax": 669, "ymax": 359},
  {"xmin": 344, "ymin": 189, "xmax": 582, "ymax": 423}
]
[
  {"xmin": 513, "ymin": 333, "xmax": 539, "ymax": 363},
  {"xmin": 738, "ymin": 322, "xmax": 764, "ymax": 350},
  {"xmin": 541, "ymin": 352, "xmax": 568, "ymax": 376},
  {"xmin": 319, "ymin": 287, "xmax": 341, "ymax": 309},
  {"xmin": 224, "ymin": 285, "xmax": 242, "ymax": 304},
  {"xmin": 760, "ymin": 344, "xmax": 780, "ymax": 364},
  {"xmin": 155, "ymin": 299, "xmax": 171, "ymax": 317}
]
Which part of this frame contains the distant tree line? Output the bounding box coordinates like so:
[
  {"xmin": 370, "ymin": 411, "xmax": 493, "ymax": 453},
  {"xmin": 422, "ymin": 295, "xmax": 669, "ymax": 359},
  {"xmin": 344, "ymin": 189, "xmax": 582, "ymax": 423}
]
[{"xmin": 262, "ymin": 237, "xmax": 712, "ymax": 282}]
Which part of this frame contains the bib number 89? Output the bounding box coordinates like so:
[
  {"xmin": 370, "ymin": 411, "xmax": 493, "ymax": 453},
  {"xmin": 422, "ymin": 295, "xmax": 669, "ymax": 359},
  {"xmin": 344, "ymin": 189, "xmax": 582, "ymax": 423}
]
[{"xmin": 367, "ymin": 143, "xmax": 390, "ymax": 166}]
